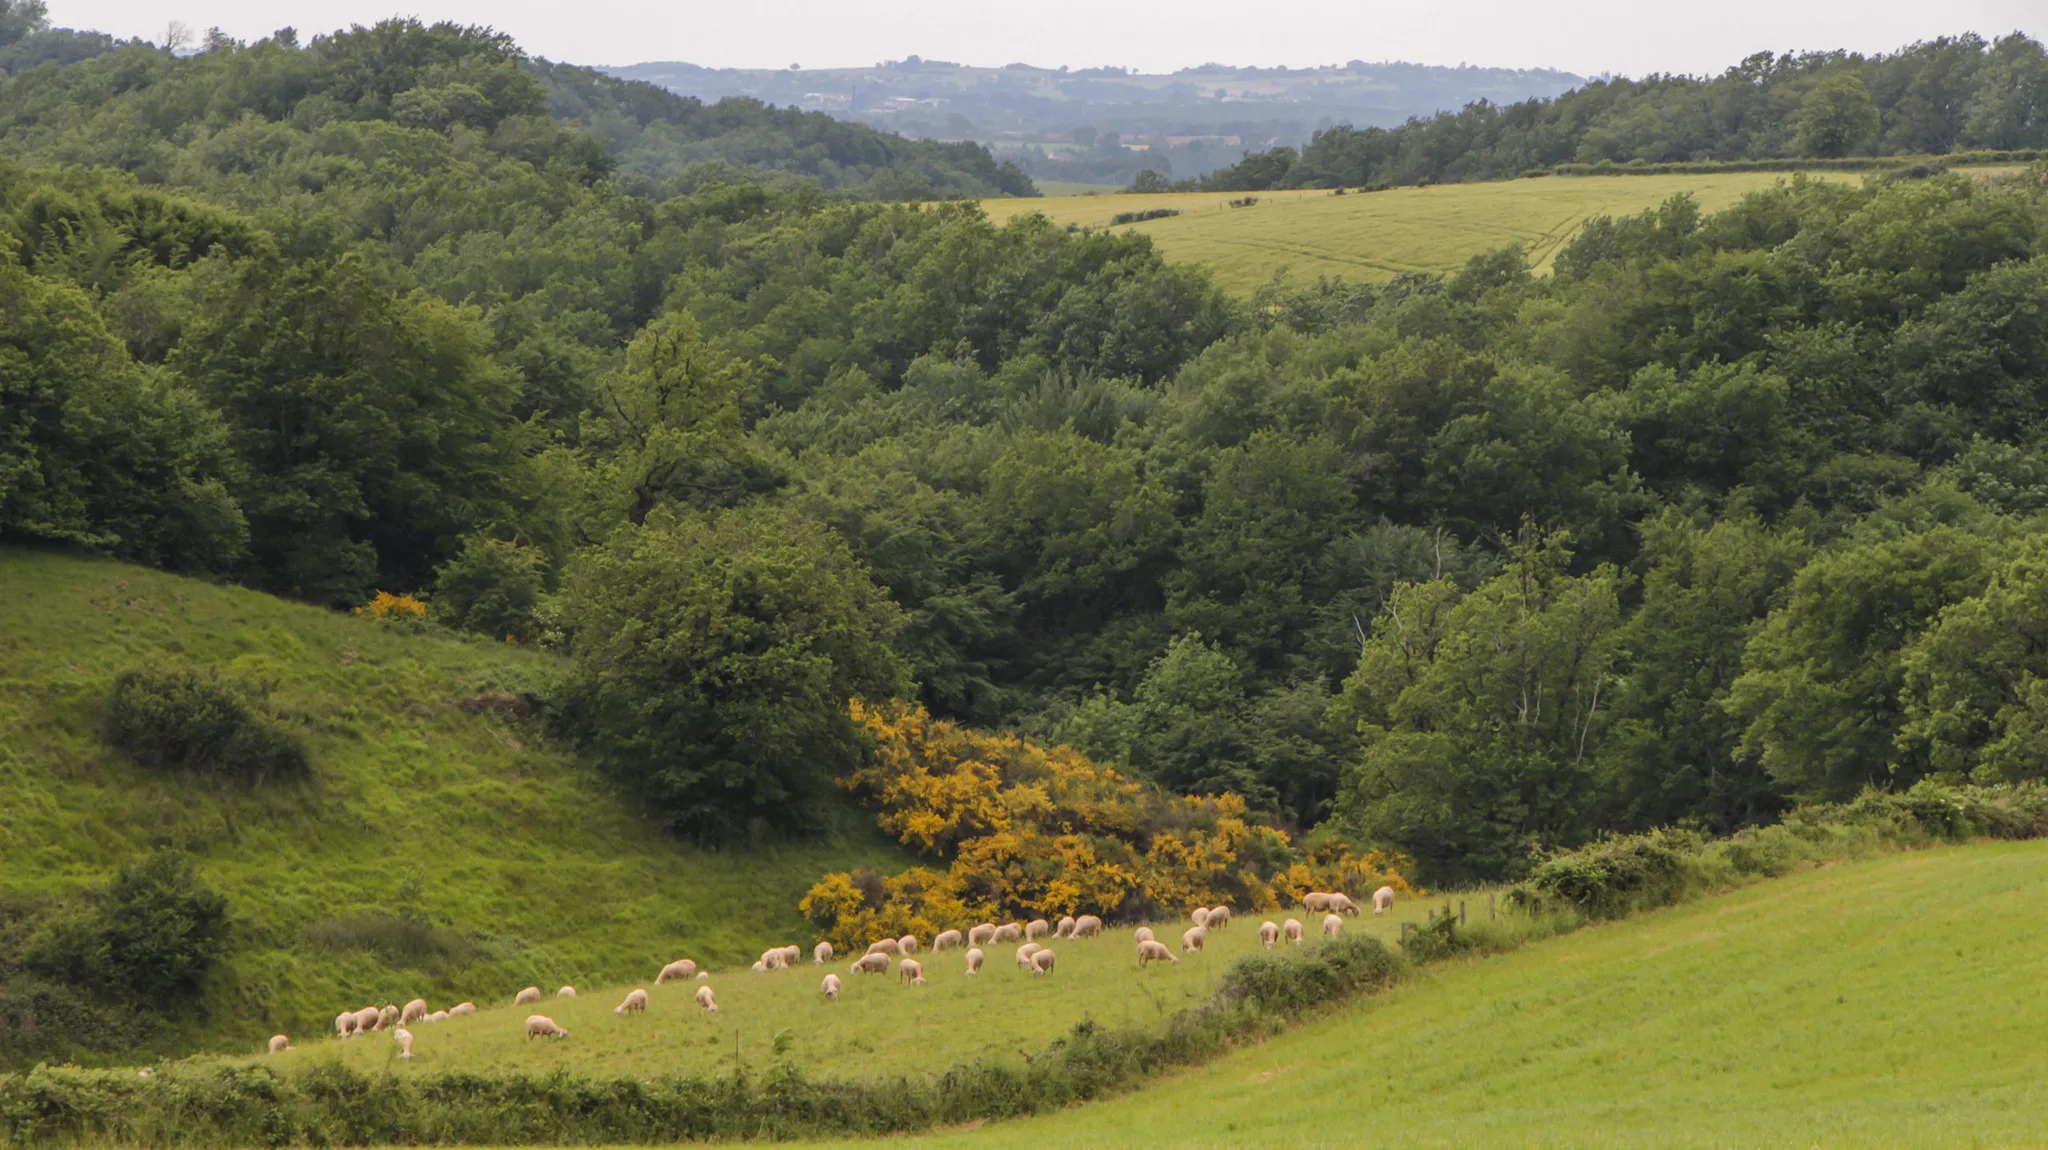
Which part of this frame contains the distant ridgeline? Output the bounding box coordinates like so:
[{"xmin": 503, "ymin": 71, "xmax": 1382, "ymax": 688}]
[
  {"xmin": 1177, "ymin": 34, "xmax": 2048, "ymax": 190},
  {"xmin": 0, "ymin": 14, "xmax": 1033, "ymax": 199}
]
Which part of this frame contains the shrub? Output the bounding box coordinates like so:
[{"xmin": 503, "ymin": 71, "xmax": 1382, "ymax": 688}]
[
  {"xmin": 1517, "ymin": 828, "xmax": 1701, "ymax": 918},
  {"xmin": 429, "ymin": 535, "xmax": 547, "ymax": 642},
  {"xmin": 26, "ymin": 852, "xmax": 231, "ymax": 1004},
  {"xmin": 354, "ymin": 590, "xmax": 430, "ymax": 625},
  {"xmin": 1109, "ymin": 207, "xmax": 1179, "ymax": 224},
  {"xmin": 1218, "ymin": 935, "xmax": 1401, "ymax": 1015},
  {"xmin": 1227, "ymin": 196, "xmax": 1259, "ymax": 207},
  {"xmin": 99, "ymin": 666, "xmax": 306, "ymax": 781}
]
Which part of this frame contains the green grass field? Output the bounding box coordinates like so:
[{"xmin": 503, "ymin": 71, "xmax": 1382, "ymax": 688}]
[
  {"xmin": 0, "ymin": 549, "xmax": 912, "ymax": 1057},
  {"xmin": 807, "ymin": 841, "xmax": 2048, "ymax": 1148},
  {"xmin": 239, "ymin": 901, "xmax": 1455, "ymax": 1076},
  {"xmin": 983, "ymin": 173, "xmax": 1864, "ymax": 293}
]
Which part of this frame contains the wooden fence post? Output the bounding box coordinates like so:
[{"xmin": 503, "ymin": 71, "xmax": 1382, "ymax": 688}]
[
  {"xmin": 1460, "ymin": 900, "xmax": 1467, "ymax": 925},
  {"xmin": 1400, "ymin": 922, "xmax": 1410, "ymax": 946},
  {"xmin": 1489, "ymin": 892, "xmax": 1496, "ymax": 921}
]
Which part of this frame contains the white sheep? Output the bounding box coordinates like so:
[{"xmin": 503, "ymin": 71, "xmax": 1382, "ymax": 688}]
[
  {"xmin": 557, "ymin": 985, "xmax": 577, "ymax": 998},
  {"xmin": 932, "ymin": 929, "xmax": 963, "ymax": 952},
  {"xmin": 1137, "ymin": 939, "xmax": 1177, "ymax": 966},
  {"xmin": 1284, "ymin": 918, "xmax": 1304, "ymax": 945},
  {"xmin": 822, "ymin": 973, "xmax": 841, "ymax": 999},
  {"xmin": 354, "ymin": 1006, "xmax": 383, "ymax": 1033},
  {"xmin": 1025, "ymin": 918, "xmax": 1052, "ymax": 941},
  {"xmin": 898, "ymin": 958, "xmax": 926, "ymax": 985},
  {"xmin": 400, "ymin": 998, "xmax": 428, "ymax": 1025},
  {"xmin": 695, "ymin": 985, "xmax": 718, "ymax": 1013},
  {"xmin": 696, "ymin": 972, "xmax": 709, "ymax": 980},
  {"xmin": 751, "ymin": 961, "xmax": 768, "ymax": 973},
  {"xmin": 1191, "ymin": 907, "xmax": 1211, "ymax": 929},
  {"xmin": 269, "ymin": 1034, "xmax": 291, "ymax": 1054},
  {"xmin": 657, "ymin": 959, "xmax": 698, "ymax": 984},
  {"xmin": 393, "ymin": 1027, "xmax": 415, "ymax": 1059},
  {"xmin": 1133, "ymin": 926, "xmax": 1155, "ymax": 944},
  {"xmin": 1055, "ymin": 915, "xmax": 1076, "ymax": 938},
  {"xmin": 851, "ymin": 951, "xmax": 890, "ymax": 975},
  {"xmin": 1259, "ymin": 921, "xmax": 1280, "ymax": 948},
  {"xmin": 1073, "ymin": 915, "xmax": 1103, "ymax": 938},
  {"xmin": 425, "ymin": 1011, "xmax": 449, "ymax": 1023},
  {"xmin": 1182, "ymin": 925, "xmax": 1206, "ymax": 953},
  {"xmin": 964, "ymin": 947, "xmax": 984, "ymax": 975},
  {"xmin": 1329, "ymin": 893, "xmax": 1361, "ymax": 917},
  {"xmin": 781, "ymin": 945, "xmax": 804, "ymax": 966},
  {"xmin": 514, "ymin": 987, "xmax": 542, "ymax": 1006},
  {"xmin": 615, "ymin": 988, "xmax": 648, "ymax": 1015},
  {"xmin": 968, "ymin": 923, "xmax": 997, "ymax": 946},
  {"xmin": 992, "ymin": 922, "xmax": 1024, "ymax": 943},
  {"xmin": 1303, "ymin": 892, "xmax": 1334, "ymax": 914},
  {"xmin": 449, "ymin": 1002, "xmax": 477, "ymax": 1017},
  {"xmin": 1015, "ymin": 941, "xmax": 1043, "ymax": 968},
  {"xmin": 1373, "ymin": 886, "xmax": 1396, "ymax": 915},
  {"xmin": 759, "ymin": 948, "xmax": 787, "ymax": 970},
  {"xmin": 1208, "ymin": 905, "xmax": 1232, "ymax": 930},
  {"xmin": 1323, "ymin": 913, "xmax": 1343, "ymax": 937},
  {"xmin": 378, "ymin": 1004, "xmax": 398, "ymax": 1029},
  {"xmin": 335, "ymin": 1012, "xmax": 357, "ymax": 1039},
  {"xmin": 867, "ymin": 937, "xmax": 900, "ymax": 956},
  {"xmin": 525, "ymin": 1014, "xmax": 569, "ymax": 1040},
  {"xmin": 1030, "ymin": 948, "xmax": 1056, "ymax": 976},
  {"xmin": 898, "ymin": 934, "xmax": 920, "ymax": 955},
  {"xmin": 814, "ymin": 941, "xmax": 834, "ymax": 964}
]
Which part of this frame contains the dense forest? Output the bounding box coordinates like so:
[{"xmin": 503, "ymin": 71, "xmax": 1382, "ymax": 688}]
[
  {"xmin": 11, "ymin": 13, "xmax": 2048, "ymax": 891},
  {"xmin": 1176, "ymin": 34, "xmax": 2048, "ymax": 191}
]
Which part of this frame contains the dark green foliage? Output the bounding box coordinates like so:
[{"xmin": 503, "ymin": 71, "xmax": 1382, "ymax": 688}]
[
  {"xmin": 1109, "ymin": 207, "xmax": 1180, "ymax": 224},
  {"xmin": 1217, "ymin": 935, "xmax": 1402, "ymax": 1014},
  {"xmin": 99, "ymin": 666, "xmax": 306, "ymax": 782},
  {"xmin": 429, "ymin": 535, "xmax": 547, "ymax": 642},
  {"xmin": 1519, "ymin": 829, "xmax": 1698, "ymax": 919},
  {"xmin": 25, "ymin": 852, "xmax": 231, "ymax": 1004}
]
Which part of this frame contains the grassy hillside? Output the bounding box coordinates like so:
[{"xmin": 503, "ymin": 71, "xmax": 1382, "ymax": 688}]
[
  {"xmin": 0, "ymin": 549, "xmax": 911, "ymax": 1058},
  {"xmin": 840, "ymin": 841, "xmax": 2048, "ymax": 1148},
  {"xmin": 233, "ymin": 900, "xmax": 1451, "ymax": 1075},
  {"xmin": 983, "ymin": 172, "xmax": 1870, "ymax": 292}
]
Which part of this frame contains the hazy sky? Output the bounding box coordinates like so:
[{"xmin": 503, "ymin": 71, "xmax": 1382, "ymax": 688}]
[{"xmin": 58, "ymin": 0, "xmax": 2041, "ymax": 76}]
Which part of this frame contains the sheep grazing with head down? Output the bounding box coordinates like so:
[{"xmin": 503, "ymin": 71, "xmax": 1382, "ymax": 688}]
[
  {"xmin": 378, "ymin": 1004, "xmax": 398, "ymax": 1029},
  {"xmin": 269, "ymin": 1034, "xmax": 291, "ymax": 1054},
  {"xmin": 1283, "ymin": 918, "xmax": 1305, "ymax": 944},
  {"xmin": 335, "ymin": 1012, "xmax": 357, "ymax": 1039},
  {"xmin": 1259, "ymin": 921, "xmax": 1280, "ymax": 948},
  {"xmin": 1137, "ymin": 939, "xmax": 1176, "ymax": 966},
  {"xmin": 1181, "ymin": 925, "xmax": 1206, "ymax": 953},
  {"xmin": 1207, "ymin": 905, "xmax": 1232, "ymax": 930},
  {"xmin": 393, "ymin": 1027, "xmax": 414, "ymax": 1060},
  {"xmin": 1133, "ymin": 926, "xmax": 1155, "ymax": 944},
  {"xmin": 401, "ymin": 998, "xmax": 428, "ymax": 1025},
  {"xmin": 1323, "ymin": 913, "xmax": 1343, "ymax": 937},
  {"xmin": 1073, "ymin": 914, "xmax": 1103, "ymax": 938},
  {"xmin": 1303, "ymin": 892, "xmax": 1334, "ymax": 914},
  {"xmin": 898, "ymin": 935, "xmax": 920, "ymax": 955},
  {"xmin": 615, "ymin": 988, "xmax": 648, "ymax": 1016},
  {"xmin": 514, "ymin": 987, "xmax": 542, "ymax": 1006},
  {"xmin": 992, "ymin": 922, "xmax": 1024, "ymax": 943},
  {"xmin": 557, "ymin": 985, "xmax": 576, "ymax": 998},
  {"xmin": 814, "ymin": 941, "xmax": 834, "ymax": 964},
  {"xmin": 1056, "ymin": 915, "xmax": 1076, "ymax": 938},
  {"xmin": 355, "ymin": 1006, "xmax": 383, "ymax": 1034},
  {"xmin": 851, "ymin": 951, "xmax": 890, "ymax": 975},
  {"xmin": 867, "ymin": 937, "xmax": 900, "ymax": 956},
  {"xmin": 822, "ymin": 973, "xmax": 841, "ymax": 999},
  {"xmin": 898, "ymin": 958, "xmax": 926, "ymax": 985},
  {"xmin": 964, "ymin": 947, "xmax": 984, "ymax": 975},
  {"xmin": 657, "ymin": 959, "xmax": 697, "ymax": 984},
  {"xmin": 932, "ymin": 929, "xmax": 963, "ymax": 952},
  {"xmin": 751, "ymin": 960, "xmax": 768, "ymax": 973},
  {"xmin": 1015, "ymin": 941, "xmax": 1042, "ymax": 968},
  {"xmin": 1025, "ymin": 918, "xmax": 1051, "ymax": 941},
  {"xmin": 1030, "ymin": 948, "xmax": 1057, "ymax": 976},
  {"xmin": 968, "ymin": 923, "xmax": 997, "ymax": 946},
  {"xmin": 1191, "ymin": 907, "xmax": 1210, "ymax": 929},
  {"xmin": 425, "ymin": 1010, "xmax": 449, "ymax": 1023},
  {"xmin": 695, "ymin": 985, "xmax": 718, "ymax": 1013},
  {"xmin": 450, "ymin": 1002, "xmax": 477, "ymax": 1017},
  {"xmin": 1328, "ymin": 893, "xmax": 1361, "ymax": 917},
  {"xmin": 1373, "ymin": 886, "xmax": 1396, "ymax": 915},
  {"xmin": 524, "ymin": 1015, "xmax": 569, "ymax": 1041}
]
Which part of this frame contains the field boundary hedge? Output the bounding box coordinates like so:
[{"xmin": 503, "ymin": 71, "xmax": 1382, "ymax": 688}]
[
  {"xmin": 1546, "ymin": 150, "xmax": 2044, "ymax": 178},
  {"xmin": 8, "ymin": 781, "xmax": 2041, "ymax": 1145}
]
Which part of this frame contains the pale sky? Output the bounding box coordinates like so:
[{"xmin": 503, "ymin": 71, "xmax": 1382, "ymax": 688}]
[{"xmin": 56, "ymin": 0, "xmax": 2041, "ymax": 77}]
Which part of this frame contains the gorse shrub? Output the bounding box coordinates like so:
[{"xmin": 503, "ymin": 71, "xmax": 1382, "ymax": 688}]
[
  {"xmin": 354, "ymin": 591, "xmax": 430, "ymax": 625},
  {"xmin": 99, "ymin": 666, "xmax": 306, "ymax": 782}
]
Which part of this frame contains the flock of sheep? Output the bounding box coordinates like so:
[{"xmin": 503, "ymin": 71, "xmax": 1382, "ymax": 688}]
[{"xmin": 268, "ymin": 887, "xmax": 1396, "ymax": 1060}]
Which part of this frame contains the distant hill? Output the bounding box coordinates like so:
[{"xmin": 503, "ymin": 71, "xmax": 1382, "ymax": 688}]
[{"xmin": 606, "ymin": 58, "xmax": 1586, "ymax": 182}]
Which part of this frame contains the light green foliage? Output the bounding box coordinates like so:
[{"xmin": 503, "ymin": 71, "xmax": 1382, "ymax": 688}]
[
  {"xmin": 852, "ymin": 843, "xmax": 2048, "ymax": 1148},
  {"xmin": 428, "ymin": 535, "xmax": 548, "ymax": 643},
  {"xmin": 1899, "ymin": 538, "xmax": 2048, "ymax": 782},
  {"xmin": 1798, "ymin": 73, "xmax": 1881, "ymax": 158},
  {"xmin": 0, "ymin": 550, "xmax": 912, "ymax": 1061}
]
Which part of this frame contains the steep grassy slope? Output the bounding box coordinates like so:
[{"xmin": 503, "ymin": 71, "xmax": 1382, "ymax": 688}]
[
  {"xmin": 983, "ymin": 172, "xmax": 1867, "ymax": 292},
  {"xmin": 840, "ymin": 841, "xmax": 2048, "ymax": 1148},
  {"xmin": 0, "ymin": 549, "xmax": 911, "ymax": 1058}
]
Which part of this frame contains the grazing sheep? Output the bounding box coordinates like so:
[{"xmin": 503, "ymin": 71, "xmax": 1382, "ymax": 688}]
[
  {"xmin": 1137, "ymin": 939, "xmax": 1177, "ymax": 966},
  {"xmin": 335, "ymin": 1012, "xmax": 357, "ymax": 1039},
  {"xmin": 898, "ymin": 935, "xmax": 919, "ymax": 955},
  {"xmin": 1056, "ymin": 915, "xmax": 1076, "ymax": 938},
  {"xmin": 615, "ymin": 988, "xmax": 648, "ymax": 1016},
  {"xmin": 1025, "ymin": 918, "xmax": 1051, "ymax": 941},
  {"xmin": 814, "ymin": 941, "xmax": 834, "ymax": 964},
  {"xmin": 1208, "ymin": 906, "xmax": 1232, "ymax": 930},
  {"xmin": 393, "ymin": 1027, "xmax": 414, "ymax": 1059},
  {"xmin": 354, "ymin": 1006, "xmax": 383, "ymax": 1033},
  {"xmin": 1181, "ymin": 925, "xmax": 1206, "ymax": 953},
  {"xmin": 933, "ymin": 929, "xmax": 963, "ymax": 952},
  {"xmin": 992, "ymin": 922, "xmax": 1024, "ymax": 943},
  {"xmin": 515, "ymin": 987, "xmax": 542, "ymax": 1006},
  {"xmin": 1073, "ymin": 915, "xmax": 1103, "ymax": 938},
  {"xmin": 1030, "ymin": 949, "xmax": 1057, "ymax": 976},
  {"xmin": 378, "ymin": 1004, "xmax": 398, "ymax": 1029},
  {"xmin": 1283, "ymin": 918, "xmax": 1304, "ymax": 945},
  {"xmin": 1303, "ymin": 892, "xmax": 1334, "ymax": 914},
  {"xmin": 759, "ymin": 948, "xmax": 787, "ymax": 970},
  {"xmin": 1323, "ymin": 913, "xmax": 1343, "ymax": 937},
  {"xmin": 401, "ymin": 998, "xmax": 428, "ymax": 1025},
  {"xmin": 851, "ymin": 952, "xmax": 890, "ymax": 975},
  {"xmin": 964, "ymin": 947, "xmax": 984, "ymax": 975},
  {"xmin": 898, "ymin": 958, "xmax": 925, "ymax": 985},
  {"xmin": 695, "ymin": 985, "xmax": 718, "ymax": 1013},
  {"xmin": 1191, "ymin": 907, "xmax": 1211, "ymax": 929},
  {"xmin": 657, "ymin": 959, "xmax": 698, "ymax": 984},
  {"xmin": 1015, "ymin": 942, "xmax": 1043, "ymax": 968},
  {"xmin": 1329, "ymin": 893, "xmax": 1361, "ymax": 917},
  {"xmin": 557, "ymin": 985, "xmax": 577, "ymax": 998},
  {"xmin": 1133, "ymin": 926, "xmax": 1155, "ymax": 944},
  {"xmin": 1259, "ymin": 921, "xmax": 1280, "ymax": 948},
  {"xmin": 449, "ymin": 1002, "xmax": 477, "ymax": 1017},
  {"xmin": 867, "ymin": 937, "xmax": 900, "ymax": 956},
  {"xmin": 696, "ymin": 972, "xmax": 709, "ymax": 980},
  {"xmin": 968, "ymin": 923, "xmax": 997, "ymax": 946},
  {"xmin": 751, "ymin": 961, "xmax": 768, "ymax": 973},
  {"xmin": 1373, "ymin": 886, "xmax": 1396, "ymax": 915},
  {"xmin": 822, "ymin": 973, "xmax": 841, "ymax": 999},
  {"xmin": 425, "ymin": 1011, "xmax": 449, "ymax": 1023},
  {"xmin": 269, "ymin": 1034, "xmax": 290, "ymax": 1054},
  {"xmin": 525, "ymin": 1015, "xmax": 569, "ymax": 1040}
]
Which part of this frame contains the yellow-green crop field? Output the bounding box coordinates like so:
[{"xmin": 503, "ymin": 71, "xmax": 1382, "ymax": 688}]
[
  {"xmin": 985, "ymin": 173, "xmax": 1861, "ymax": 293},
  {"xmin": 239, "ymin": 900, "xmax": 1459, "ymax": 1080}
]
